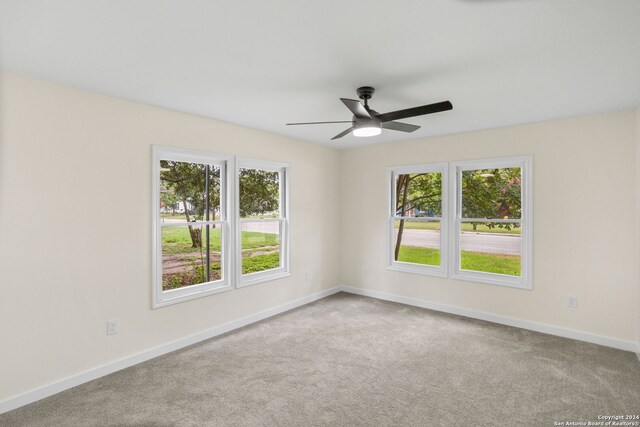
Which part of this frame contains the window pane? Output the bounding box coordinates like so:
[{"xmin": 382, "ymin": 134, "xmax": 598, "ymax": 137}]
[
  {"xmin": 241, "ymin": 221, "xmax": 281, "ymax": 274},
  {"xmin": 161, "ymin": 225, "xmax": 222, "ymax": 290},
  {"xmin": 239, "ymin": 168, "xmax": 280, "ymax": 219},
  {"xmin": 160, "ymin": 161, "xmax": 220, "ymax": 222},
  {"xmin": 393, "ymin": 219, "xmax": 440, "ymax": 266},
  {"xmin": 395, "ymin": 172, "xmax": 442, "ymax": 217},
  {"xmin": 459, "ymin": 222, "xmax": 521, "ymax": 276},
  {"xmin": 461, "ymin": 167, "xmax": 521, "ymax": 219}
]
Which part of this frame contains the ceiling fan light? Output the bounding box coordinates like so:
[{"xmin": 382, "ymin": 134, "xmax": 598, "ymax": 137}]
[{"xmin": 353, "ymin": 126, "xmax": 382, "ymax": 137}]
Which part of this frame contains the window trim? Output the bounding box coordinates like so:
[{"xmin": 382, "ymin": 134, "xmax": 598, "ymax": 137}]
[
  {"xmin": 387, "ymin": 163, "xmax": 449, "ymax": 278},
  {"xmin": 449, "ymin": 155, "xmax": 533, "ymax": 289},
  {"xmin": 151, "ymin": 145, "xmax": 235, "ymax": 309},
  {"xmin": 235, "ymin": 157, "xmax": 290, "ymax": 288}
]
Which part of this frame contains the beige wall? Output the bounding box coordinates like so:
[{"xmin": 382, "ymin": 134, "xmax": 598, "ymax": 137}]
[
  {"xmin": 339, "ymin": 111, "xmax": 639, "ymax": 343},
  {"xmin": 1, "ymin": 72, "xmax": 639, "ymax": 403},
  {"xmin": 0, "ymin": 72, "xmax": 341, "ymax": 400}
]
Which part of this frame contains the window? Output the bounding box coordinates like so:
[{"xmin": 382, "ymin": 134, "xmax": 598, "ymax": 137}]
[
  {"xmin": 388, "ymin": 156, "xmax": 532, "ymax": 289},
  {"xmin": 451, "ymin": 156, "xmax": 532, "ymax": 288},
  {"xmin": 152, "ymin": 148, "xmax": 291, "ymax": 307},
  {"xmin": 236, "ymin": 158, "xmax": 289, "ymax": 287},
  {"xmin": 388, "ymin": 164, "xmax": 448, "ymax": 277},
  {"xmin": 152, "ymin": 146, "xmax": 231, "ymax": 308}
]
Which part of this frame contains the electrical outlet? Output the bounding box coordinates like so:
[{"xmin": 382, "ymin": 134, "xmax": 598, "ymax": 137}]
[
  {"xmin": 567, "ymin": 296, "xmax": 577, "ymax": 309},
  {"xmin": 363, "ymin": 267, "xmax": 369, "ymax": 276},
  {"xmin": 305, "ymin": 272, "xmax": 311, "ymax": 282},
  {"xmin": 107, "ymin": 319, "xmax": 119, "ymax": 335}
]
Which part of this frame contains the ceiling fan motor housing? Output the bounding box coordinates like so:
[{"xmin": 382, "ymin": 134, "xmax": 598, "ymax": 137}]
[
  {"xmin": 356, "ymin": 86, "xmax": 375, "ymax": 101},
  {"xmin": 353, "ymin": 110, "xmax": 380, "ymax": 127}
]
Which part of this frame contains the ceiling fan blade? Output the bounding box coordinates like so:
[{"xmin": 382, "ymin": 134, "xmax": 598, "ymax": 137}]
[
  {"xmin": 382, "ymin": 121, "xmax": 421, "ymax": 133},
  {"xmin": 286, "ymin": 120, "xmax": 353, "ymax": 125},
  {"xmin": 340, "ymin": 98, "xmax": 372, "ymax": 119},
  {"xmin": 331, "ymin": 127, "xmax": 354, "ymax": 140},
  {"xmin": 377, "ymin": 101, "xmax": 453, "ymax": 123}
]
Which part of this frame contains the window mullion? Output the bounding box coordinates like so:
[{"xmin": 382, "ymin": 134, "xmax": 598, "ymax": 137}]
[
  {"xmin": 160, "ymin": 220, "xmax": 224, "ymax": 227},
  {"xmin": 393, "ymin": 216, "xmax": 442, "ymax": 222},
  {"xmin": 459, "ymin": 218, "xmax": 522, "ymax": 224}
]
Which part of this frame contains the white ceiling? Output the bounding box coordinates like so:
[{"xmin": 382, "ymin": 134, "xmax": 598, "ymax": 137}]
[{"xmin": 1, "ymin": 1, "xmax": 639, "ymax": 149}]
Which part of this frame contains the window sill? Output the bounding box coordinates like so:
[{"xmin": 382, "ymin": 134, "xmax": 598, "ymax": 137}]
[
  {"xmin": 386, "ymin": 264, "xmax": 532, "ymax": 290},
  {"xmin": 153, "ymin": 283, "xmax": 233, "ymax": 309},
  {"xmin": 450, "ymin": 271, "xmax": 532, "ymax": 290},
  {"xmin": 387, "ymin": 263, "xmax": 447, "ymax": 278},
  {"xmin": 237, "ymin": 271, "xmax": 291, "ymax": 289}
]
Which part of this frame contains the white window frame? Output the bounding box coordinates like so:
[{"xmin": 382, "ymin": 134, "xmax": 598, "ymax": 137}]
[
  {"xmin": 387, "ymin": 163, "xmax": 449, "ymax": 277},
  {"xmin": 449, "ymin": 155, "xmax": 533, "ymax": 289},
  {"xmin": 151, "ymin": 145, "xmax": 234, "ymax": 308},
  {"xmin": 235, "ymin": 157, "xmax": 290, "ymax": 288},
  {"xmin": 386, "ymin": 156, "xmax": 533, "ymax": 290}
]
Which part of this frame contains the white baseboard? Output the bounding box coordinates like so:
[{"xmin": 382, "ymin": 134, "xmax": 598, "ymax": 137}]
[
  {"xmin": 0, "ymin": 286, "xmax": 342, "ymax": 415},
  {"xmin": 339, "ymin": 285, "xmax": 640, "ymax": 354},
  {"xmin": 2, "ymin": 285, "xmax": 638, "ymax": 415}
]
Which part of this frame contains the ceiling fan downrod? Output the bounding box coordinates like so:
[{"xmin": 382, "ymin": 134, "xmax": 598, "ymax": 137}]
[{"xmin": 356, "ymin": 86, "xmax": 375, "ymax": 108}]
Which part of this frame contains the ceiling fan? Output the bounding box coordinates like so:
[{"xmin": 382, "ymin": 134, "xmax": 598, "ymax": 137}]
[{"xmin": 286, "ymin": 86, "xmax": 453, "ymax": 140}]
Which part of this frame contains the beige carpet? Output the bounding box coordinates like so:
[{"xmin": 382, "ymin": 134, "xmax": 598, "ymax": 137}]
[{"xmin": 2, "ymin": 292, "xmax": 639, "ymax": 426}]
